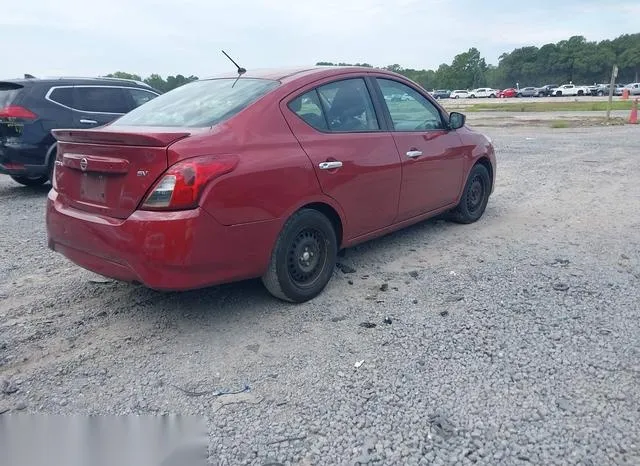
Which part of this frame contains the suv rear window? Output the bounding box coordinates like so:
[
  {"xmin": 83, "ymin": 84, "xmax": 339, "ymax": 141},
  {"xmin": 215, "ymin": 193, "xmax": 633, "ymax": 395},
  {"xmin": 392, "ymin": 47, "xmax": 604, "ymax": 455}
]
[
  {"xmin": 112, "ymin": 78, "xmax": 280, "ymax": 127},
  {"xmin": 0, "ymin": 83, "xmax": 23, "ymax": 107}
]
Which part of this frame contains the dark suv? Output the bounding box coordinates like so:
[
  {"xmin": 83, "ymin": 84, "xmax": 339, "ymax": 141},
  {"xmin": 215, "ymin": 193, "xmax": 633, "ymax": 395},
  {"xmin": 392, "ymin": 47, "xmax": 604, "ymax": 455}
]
[{"xmin": 0, "ymin": 76, "xmax": 160, "ymax": 186}]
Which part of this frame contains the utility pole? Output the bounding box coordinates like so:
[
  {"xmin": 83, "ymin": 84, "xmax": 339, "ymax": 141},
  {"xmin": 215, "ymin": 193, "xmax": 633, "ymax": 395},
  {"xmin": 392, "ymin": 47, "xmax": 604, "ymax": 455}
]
[{"xmin": 606, "ymin": 64, "xmax": 618, "ymax": 121}]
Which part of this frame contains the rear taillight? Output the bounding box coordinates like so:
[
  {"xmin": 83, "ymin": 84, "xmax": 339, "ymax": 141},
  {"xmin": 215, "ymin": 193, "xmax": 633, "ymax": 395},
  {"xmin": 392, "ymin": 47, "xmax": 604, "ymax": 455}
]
[
  {"xmin": 0, "ymin": 105, "xmax": 37, "ymax": 120},
  {"xmin": 140, "ymin": 155, "xmax": 238, "ymax": 211}
]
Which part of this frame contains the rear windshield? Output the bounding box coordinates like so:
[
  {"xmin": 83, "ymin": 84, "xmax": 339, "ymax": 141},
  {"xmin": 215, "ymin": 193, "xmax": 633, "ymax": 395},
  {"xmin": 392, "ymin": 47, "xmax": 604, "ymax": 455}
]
[
  {"xmin": 0, "ymin": 83, "xmax": 23, "ymax": 107},
  {"xmin": 112, "ymin": 78, "xmax": 280, "ymax": 127}
]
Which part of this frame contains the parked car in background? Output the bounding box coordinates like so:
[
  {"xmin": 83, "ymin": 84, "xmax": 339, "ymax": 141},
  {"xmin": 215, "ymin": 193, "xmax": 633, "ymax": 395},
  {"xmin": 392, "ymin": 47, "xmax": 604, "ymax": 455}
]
[
  {"xmin": 498, "ymin": 88, "xmax": 517, "ymax": 98},
  {"xmin": 624, "ymin": 83, "xmax": 640, "ymax": 95},
  {"xmin": 431, "ymin": 89, "xmax": 451, "ymax": 99},
  {"xmin": 468, "ymin": 88, "xmax": 498, "ymax": 98},
  {"xmin": 550, "ymin": 84, "xmax": 590, "ymax": 96},
  {"xmin": 534, "ymin": 84, "xmax": 559, "ymax": 97},
  {"xmin": 517, "ymin": 87, "xmax": 537, "ymax": 97},
  {"xmin": 594, "ymin": 83, "xmax": 624, "ymax": 96},
  {"xmin": 0, "ymin": 76, "xmax": 160, "ymax": 186},
  {"xmin": 450, "ymin": 89, "xmax": 470, "ymax": 99},
  {"xmin": 46, "ymin": 66, "xmax": 496, "ymax": 303}
]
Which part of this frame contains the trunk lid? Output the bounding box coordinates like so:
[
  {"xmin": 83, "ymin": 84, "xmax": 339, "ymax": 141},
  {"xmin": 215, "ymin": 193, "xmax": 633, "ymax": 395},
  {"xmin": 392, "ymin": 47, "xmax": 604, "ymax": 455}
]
[{"xmin": 52, "ymin": 126, "xmax": 191, "ymax": 219}]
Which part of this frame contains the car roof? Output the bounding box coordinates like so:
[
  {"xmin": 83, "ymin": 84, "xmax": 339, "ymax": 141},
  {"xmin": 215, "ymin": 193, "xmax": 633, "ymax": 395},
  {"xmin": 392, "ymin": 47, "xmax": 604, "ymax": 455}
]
[
  {"xmin": 1, "ymin": 76, "xmax": 156, "ymax": 89},
  {"xmin": 201, "ymin": 66, "xmax": 404, "ymax": 85}
]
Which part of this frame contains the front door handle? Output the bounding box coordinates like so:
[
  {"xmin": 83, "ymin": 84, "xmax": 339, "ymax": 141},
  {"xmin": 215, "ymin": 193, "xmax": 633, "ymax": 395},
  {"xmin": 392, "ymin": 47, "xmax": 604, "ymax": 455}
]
[
  {"xmin": 319, "ymin": 161, "xmax": 343, "ymax": 170},
  {"xmin": 80, "ymin": 119, "xmax": 98, "ymax": 125},
  {"xmin": 406, "ymin": 150, "xmax": 423, "ymax": 158}
]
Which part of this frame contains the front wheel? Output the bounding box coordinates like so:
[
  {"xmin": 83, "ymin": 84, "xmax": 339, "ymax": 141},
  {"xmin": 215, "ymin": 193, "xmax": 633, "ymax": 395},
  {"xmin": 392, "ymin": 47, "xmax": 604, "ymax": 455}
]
[
  {"xmin": 10, "ymin": 175, "xmax": 48, "ymax": 186},
  {"xmin": 449, "ymin": 164, "xmax": 491, "ymax": 224},
  {"xmin": 262, "ymin": 209, "xmax": 337, "ymax": 303}
]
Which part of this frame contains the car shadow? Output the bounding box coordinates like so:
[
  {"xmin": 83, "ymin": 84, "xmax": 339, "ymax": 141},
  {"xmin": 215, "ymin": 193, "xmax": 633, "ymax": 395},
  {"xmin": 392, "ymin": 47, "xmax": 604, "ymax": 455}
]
[{"xmin": 111, "ymin": 210, "xmax": 488, "ymax": 322}]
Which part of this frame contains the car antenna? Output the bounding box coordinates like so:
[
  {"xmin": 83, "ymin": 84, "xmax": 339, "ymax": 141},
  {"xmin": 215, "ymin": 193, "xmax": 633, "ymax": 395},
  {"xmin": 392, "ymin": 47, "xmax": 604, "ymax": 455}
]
[
  {"xmin": 221, "ymin": 50, "xmax": 246, "ymax": 88},
  {"xmin": 24, "ymin": 73, "xmax": 36, "ymax": 79}
]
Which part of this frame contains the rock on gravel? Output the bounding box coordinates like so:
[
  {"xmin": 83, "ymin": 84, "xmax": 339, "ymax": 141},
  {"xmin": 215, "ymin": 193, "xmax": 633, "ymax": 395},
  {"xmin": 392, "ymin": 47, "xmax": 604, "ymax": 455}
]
[{"xmin": 1, "ymin": 126, "xmax": 640, "ymax": 464}]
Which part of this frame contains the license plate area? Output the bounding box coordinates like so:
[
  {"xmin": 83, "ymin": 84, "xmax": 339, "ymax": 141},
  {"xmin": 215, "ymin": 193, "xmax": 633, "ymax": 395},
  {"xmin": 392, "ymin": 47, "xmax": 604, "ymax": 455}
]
[{"xmin": 80, "ymin": 173, "xmax": 107, "ymax": 203}]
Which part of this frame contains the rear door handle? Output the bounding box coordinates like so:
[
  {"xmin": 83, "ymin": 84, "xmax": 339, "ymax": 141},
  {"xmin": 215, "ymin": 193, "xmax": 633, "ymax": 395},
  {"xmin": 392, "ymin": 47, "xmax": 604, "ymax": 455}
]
[
  {"xmin": 80, "ymin": 119, "xmax": 98, "ymax": 125},
  {"xmin": 406, "ymin": 150, "xmax": 423, "ymax": 158},
  {"xmin": 319, "ymin": 161, "xmax": 343, "ymax": 170}
]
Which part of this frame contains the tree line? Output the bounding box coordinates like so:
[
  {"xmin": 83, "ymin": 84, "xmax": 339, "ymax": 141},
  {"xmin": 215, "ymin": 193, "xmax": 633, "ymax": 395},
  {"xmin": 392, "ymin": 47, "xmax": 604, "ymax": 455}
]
[
  {"xmin": 318, "ymin": 33, "xmax": 640, "ymax": 90},
  {"xmin": 105, "ymin": 72, "xmax": 199, "ymax": 93},
  {"xmin": 107, "ymin": 33, "xmax": 639, "ymax": 93}
]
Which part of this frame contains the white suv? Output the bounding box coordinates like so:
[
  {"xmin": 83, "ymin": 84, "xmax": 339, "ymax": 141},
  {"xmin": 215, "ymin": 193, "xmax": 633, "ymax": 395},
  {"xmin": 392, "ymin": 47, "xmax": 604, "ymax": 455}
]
[
  {"xmin": 450, "ymin": 90, "xmax": 470, "ymax": 99},
  {"xmin": 468, "ymin": 88, "xmax": 497, "ymax": 98}
]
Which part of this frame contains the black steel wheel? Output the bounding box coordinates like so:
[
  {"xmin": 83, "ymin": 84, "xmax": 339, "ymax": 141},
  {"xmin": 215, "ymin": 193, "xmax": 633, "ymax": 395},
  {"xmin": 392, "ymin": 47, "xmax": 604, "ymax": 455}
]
[
  {"xmin": 449, "ymin": 164, "xmax": 491, "ymax": 224},
  {"xmin": 262, "ymin": 209, "xmax": 337, "ymax": 302}
]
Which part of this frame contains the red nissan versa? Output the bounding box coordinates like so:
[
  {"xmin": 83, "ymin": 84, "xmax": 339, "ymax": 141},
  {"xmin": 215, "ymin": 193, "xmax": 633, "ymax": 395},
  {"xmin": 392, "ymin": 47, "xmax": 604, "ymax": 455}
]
[{"xmin": 47, "ymin": 67, "xmax": 496, "ymax": 302}]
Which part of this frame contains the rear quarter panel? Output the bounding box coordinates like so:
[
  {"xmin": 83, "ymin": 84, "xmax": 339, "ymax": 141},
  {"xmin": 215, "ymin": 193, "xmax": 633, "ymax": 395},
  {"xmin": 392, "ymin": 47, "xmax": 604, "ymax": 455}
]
[{"xmin": 168, "ymin": 96, "xmax": 325, "ymax": 227}]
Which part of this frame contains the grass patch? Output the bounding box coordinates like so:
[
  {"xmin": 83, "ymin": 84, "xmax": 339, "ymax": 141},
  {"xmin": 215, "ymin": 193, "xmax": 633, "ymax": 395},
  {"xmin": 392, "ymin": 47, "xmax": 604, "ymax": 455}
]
[
  {"xmin": 550, "ymin": 120, "xmax": 571, "ymax": 128},
  {"xmin": 458, "ymin": 101, "xmax": 634, "ymax": 112}
]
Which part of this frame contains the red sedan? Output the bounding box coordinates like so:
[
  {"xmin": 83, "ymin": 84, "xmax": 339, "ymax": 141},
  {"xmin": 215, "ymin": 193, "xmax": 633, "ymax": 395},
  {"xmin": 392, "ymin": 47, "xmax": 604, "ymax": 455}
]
[
  {"xmin": 498, "ymin": 88, "xmax": 518, "ymax": 98},
  {"xmin": 47, "ymin": 66, "xmax": 496, "ymax": 302}
]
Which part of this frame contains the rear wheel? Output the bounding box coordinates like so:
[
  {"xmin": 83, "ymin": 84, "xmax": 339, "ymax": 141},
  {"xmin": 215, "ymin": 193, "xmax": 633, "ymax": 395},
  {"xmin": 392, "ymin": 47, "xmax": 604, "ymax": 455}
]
[
  {"xmin": 449, "ymin": 164, "xmax": 491, "ymax": 224},
  {"xmin": 10, "ymin": 175, "xmax": 48, "ymax": 186},
  {"xmin": 262, "ymin": 209, "xmax": 337, "ymax": 303}
]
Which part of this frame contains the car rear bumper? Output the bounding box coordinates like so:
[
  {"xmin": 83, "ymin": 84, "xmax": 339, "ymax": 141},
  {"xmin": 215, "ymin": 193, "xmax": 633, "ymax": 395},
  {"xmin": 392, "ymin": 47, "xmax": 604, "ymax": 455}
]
[
  {"xmin": 46, "ymin": 189, "xmax": 281, "ymax": 291},
  {"xmin": 0, "ymin": 142, "xmax": 49, "ymax": 176}
]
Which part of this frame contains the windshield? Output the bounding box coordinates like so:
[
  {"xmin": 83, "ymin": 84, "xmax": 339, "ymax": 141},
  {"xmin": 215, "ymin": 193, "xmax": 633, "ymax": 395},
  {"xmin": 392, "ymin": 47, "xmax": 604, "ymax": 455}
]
[{"xmin": 112, "ymin": 78, "xmax": 280, "ymax": 127}]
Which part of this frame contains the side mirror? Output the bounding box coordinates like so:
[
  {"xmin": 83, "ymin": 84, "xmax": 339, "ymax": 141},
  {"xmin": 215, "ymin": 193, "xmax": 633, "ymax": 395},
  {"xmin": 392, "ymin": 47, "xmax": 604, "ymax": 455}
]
[{"xmin": 449, "ymin": 111, "xmax": 466, "ymax": 130}]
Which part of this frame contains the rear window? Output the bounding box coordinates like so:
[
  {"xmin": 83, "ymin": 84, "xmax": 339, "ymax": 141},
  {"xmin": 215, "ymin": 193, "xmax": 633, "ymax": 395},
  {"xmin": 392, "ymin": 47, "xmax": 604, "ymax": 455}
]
[
  {"xmin": 112, "ymin": 78, "xmax": 280, "ymax": 127},
  {"xmin": 0, "ymin": 83, "xmax": 23, "ymax": 107}
]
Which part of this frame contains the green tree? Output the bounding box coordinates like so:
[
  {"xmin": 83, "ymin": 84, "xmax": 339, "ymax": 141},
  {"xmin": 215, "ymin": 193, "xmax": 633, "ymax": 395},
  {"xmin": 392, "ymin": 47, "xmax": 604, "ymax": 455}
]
[{"xmin": 106, "ymin": 71, "xmax": 142, "ymax": 81}]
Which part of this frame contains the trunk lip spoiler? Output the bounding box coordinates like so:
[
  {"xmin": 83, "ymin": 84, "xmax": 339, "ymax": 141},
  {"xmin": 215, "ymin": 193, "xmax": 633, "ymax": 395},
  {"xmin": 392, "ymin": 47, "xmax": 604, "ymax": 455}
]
[{"xmin": 51, "ymin": 126, "xmax": 197, "ymax": 147}]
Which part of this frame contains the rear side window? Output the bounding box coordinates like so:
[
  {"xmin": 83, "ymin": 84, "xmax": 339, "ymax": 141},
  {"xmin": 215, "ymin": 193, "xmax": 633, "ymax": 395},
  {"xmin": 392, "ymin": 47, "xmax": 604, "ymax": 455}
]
[
  {"xmin": 72, "ymin": 87, "xmax": 131, "ymax": 113},
  {"xmin": 126, "ymin": 88, "xmax": 158, "ymax": 108},
  {"xmin": 317, "ymin": 78, "xmax": 379, "ymax": 132},
  {"xmin": 112, "ymin": 78, "xmax": 279, "ymax": 127},
  {"xmin": 0, "ymin": 83, "xmax": 22, "ymax": 107},
  {"xmin": 289, "ymin": 91, "xmax": 328, "ymax": 131},
  {"xmin": 48, "ymin": 87, "xmax": 74, "ymax": 107}
]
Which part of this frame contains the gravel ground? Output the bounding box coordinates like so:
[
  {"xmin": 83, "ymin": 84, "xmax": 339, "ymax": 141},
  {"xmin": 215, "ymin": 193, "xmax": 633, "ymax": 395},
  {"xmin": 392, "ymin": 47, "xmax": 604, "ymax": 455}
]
[{"xmin": 1, "ymin": 124, "xmax": 640, "ymax": 465}]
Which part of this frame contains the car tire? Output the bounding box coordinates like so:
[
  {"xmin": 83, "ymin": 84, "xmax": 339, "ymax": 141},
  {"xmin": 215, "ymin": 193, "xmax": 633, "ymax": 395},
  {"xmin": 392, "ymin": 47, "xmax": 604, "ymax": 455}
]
[
  {"xmin": 262, "ymin": 208, "xmax": 337, "ymax": 303},
  {"xmin": 10, "ymin": 175, "xmax": 48, "ymax": 187},
  {"xmin": 449, "ymin": 164, "xmax": 491, "ymax": 224}
]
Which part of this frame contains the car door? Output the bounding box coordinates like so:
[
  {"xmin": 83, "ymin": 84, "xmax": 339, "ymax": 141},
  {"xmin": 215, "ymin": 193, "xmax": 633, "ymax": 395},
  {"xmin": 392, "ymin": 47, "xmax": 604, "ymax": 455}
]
[
  {"xmin": 374, "ymin": 77, "xmax": 465, "ymax": 222},
  {"xmin": 281, "ymin": 76, "xmax": 402, "ymax": 239},
  {"xmin": 71, "ymin": 86, "xmax": 131, "ymax": 128}
]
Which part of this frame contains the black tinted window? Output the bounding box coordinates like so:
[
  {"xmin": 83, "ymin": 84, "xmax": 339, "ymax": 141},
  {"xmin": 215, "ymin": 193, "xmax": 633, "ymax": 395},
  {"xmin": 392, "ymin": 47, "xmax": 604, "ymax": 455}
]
[
  {"xmin": 72, "ymin": 87, "xmax": 130, "ymax": 113},
  {"xmin": 127, "ymin": 88, "xmax": 158, "ymax": 108},
  {"xmin": 288, "ymin": 90, "xmax": 328, "ymax": 131},
  {"xmin": 316, "ymin": 79, "xmax": 379, "ymax": 132},
  {"xmin": 377, "ymin": 78, "xmax": 444, "ymax": 131},
  {"xmin": 48, "ymin": 87, "xmax": 74, "ymax": 107},
  {"xmin": 113, "ymin": 78, "xmax": 279, "ymax": 127}
]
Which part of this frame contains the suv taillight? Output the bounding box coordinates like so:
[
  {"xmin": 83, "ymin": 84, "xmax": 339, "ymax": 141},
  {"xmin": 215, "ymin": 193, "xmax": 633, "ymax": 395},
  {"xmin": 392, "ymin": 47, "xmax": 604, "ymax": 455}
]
[
  {"xmin": 140, "ymin": 155, "xmax": 238, "ymax": 211},
  {"xmin": 0, "ymin": 105, "xmax": 37, "ymax": 120}
]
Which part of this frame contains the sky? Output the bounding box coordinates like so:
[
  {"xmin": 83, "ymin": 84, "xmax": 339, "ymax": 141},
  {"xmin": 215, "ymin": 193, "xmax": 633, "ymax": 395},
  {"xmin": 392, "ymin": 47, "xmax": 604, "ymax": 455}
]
[{"xmin": 1, "ymin": 0, "xmax": 638, "ymax": 80}]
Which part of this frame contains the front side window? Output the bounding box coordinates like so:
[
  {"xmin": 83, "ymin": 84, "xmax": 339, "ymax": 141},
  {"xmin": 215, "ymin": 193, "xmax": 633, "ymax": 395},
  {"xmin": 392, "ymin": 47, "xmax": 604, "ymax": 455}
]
[
  {"xmin": 73, "ymin": 87, "xmax": 130, "ymax": 113},
  {"xmin": 112, "ymin": 78, "xmax": 279, "ymax": 127},
  {"xmin": 316, "ymin": 78, "xmax": 379, "ymax": 132},
  {"xmin": 377, "ymin": 78, "xmax": 444, "ymax": 131}
]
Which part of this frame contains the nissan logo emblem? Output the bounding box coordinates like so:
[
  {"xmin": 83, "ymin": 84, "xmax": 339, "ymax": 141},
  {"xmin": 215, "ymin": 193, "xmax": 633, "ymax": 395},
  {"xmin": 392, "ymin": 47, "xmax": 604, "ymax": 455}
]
[{"xmin": 80, "ymin": 157, "xmax": 88, "ymax": 171}]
